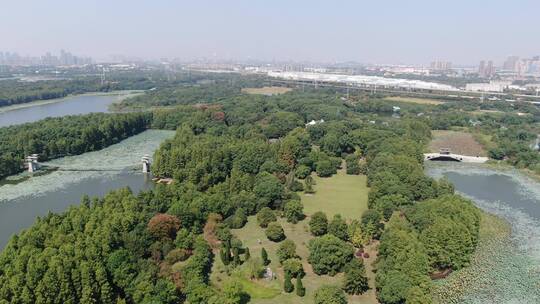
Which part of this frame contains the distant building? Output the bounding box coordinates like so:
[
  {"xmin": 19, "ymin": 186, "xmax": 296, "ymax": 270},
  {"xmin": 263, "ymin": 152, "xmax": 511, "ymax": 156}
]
[
  {"xmin": 430, "ymin": 60, "xmax": 452, "ymax": 71},
  {"xmin": 465, "ymin": 81, "xmax": 510, "ymax": 92},
  {"xmin": 503, "ymin": 56, "xmax": 520, "ymax": 71},
  {"xmin": 478, "ymin": 60, "xmax": 495, "ymax": 78}
]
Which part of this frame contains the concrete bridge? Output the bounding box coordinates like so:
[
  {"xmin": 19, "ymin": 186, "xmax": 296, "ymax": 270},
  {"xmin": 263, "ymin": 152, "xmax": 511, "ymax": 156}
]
[{"xmin": 424, "ymin": 152, "xmax": 488, "ymax": 163}]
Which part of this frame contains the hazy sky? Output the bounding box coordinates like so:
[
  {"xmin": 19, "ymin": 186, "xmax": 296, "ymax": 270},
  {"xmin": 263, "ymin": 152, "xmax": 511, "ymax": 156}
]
[{"xmin": 1, "ymin": 0, "xmax": 539, "ymax": 65}]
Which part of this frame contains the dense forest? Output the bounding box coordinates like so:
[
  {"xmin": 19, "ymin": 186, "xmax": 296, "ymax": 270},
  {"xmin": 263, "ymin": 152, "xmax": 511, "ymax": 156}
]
[
  {"xmin": 0, "ymin": 112, "xmax": 152, "ymax": 179},
  {"xmin": 0, "ymin": 84, "xmax": 482, "ymax": 303}
]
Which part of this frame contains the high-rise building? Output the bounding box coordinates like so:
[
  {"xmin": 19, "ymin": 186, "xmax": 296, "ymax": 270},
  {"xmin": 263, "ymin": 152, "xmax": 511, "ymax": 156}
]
[
  {"xmin": 478, "ymin": 60, "xmax": 495, "ymax": 77},
  {"xmin": 478, "ymin": 60, "xmax": 486, "ymax": 76},
  {"xmin": 430, "ymin": 60, "xmax": 452, "ymax": 71},
  {"xmin": 503, "ymin": 56, "xmax": 520, "ymax": 71}
]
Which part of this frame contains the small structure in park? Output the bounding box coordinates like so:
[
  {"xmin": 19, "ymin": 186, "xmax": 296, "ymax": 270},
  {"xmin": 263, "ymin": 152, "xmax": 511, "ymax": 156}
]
[
  {"xmin": 25, "ymin": 154, "xmax": 39, "ymax": 173},
  {"xmin": 142, "ymin": 155, "xmax": 151, "ymax": 173}
]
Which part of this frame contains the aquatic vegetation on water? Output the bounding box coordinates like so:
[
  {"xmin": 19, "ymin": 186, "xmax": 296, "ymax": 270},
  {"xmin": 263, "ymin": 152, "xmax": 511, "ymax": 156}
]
[
  {"xmin": 0, "ymin": 130, "xmax": 175, "ymax": 202},
  {"xmin": 427, "ymin": 162, "xmax": 540, "ymax": 303}
]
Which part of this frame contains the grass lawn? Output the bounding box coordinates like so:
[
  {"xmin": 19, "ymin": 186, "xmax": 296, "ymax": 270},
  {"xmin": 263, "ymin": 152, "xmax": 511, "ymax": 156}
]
[
  {"xmin": 209, "ymin": 170, "xmax": 376, "ymax": 303},
  {"xmin": 384, "ymin": 96, "xmax": 444, "ymax": 105},
  {"xmin": 301, "ymin": 169, "xmax": 369, "ymax": 220}
]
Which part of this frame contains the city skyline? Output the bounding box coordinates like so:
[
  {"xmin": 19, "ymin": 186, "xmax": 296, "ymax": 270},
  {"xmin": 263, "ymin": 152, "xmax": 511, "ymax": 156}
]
[{"xmin": 1, "ymin": 0, "xmax": 539, "ymax": 65}]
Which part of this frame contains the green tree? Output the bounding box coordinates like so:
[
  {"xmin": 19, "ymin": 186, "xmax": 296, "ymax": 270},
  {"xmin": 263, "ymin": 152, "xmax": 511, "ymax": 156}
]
[
  {"xmin": 283, "ymin": 200, "xmax": 304, "ymax": 224},
  {"xmin": 257, "ymin": 207, "xmax": 277, "ymax": 228},
  {"xmin": 265, "ymin": 222, "xmax": 286, "ymax": 242},
  {"xmin": 222, "ymin": 281, "xmax": 245, "ymax": 304},
  {"xmin": 276, "ymin": 240, "xmax": 298, "ymax": 264},
  {"xmin": 244, "ymin": 247, "xmax": 251, "ymax": 261},
  {"xmin": 283, "ymin": 272, "xmax": 294, "ymax": 293},
  {"xmin": 314, "ymin": 285, "xmax": 347, "ymax": 304},
  {"xmin": 308, "ymin": 235, "xmax": 354, "ymax": 276},
  {"xmin": 342, "ymin": 259, "xmax": 369, "ymax": 295},
  {"xmin": 283, "ymin": 258, "xmax": 305, "ymax": 278},
  {"xmin": 328, "ymin": 214, "xmax": 348, "ymax": 241},
  {"xmin": 309, "ymin": 211, "xmax": 328, "ymax": 236},
  {"xmin": 296, "ymin": 276, "xmax": 305, "ymax": 297},
  {"xmin": 261, "ymin": 247, "xmax": 270, "ymax": 266},
  {"xmin": 316, "ymin": 160, "xmax": 336, "ymax": 177}
]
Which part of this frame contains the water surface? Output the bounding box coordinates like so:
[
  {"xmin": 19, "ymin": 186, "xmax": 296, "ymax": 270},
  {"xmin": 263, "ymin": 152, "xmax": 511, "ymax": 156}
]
[
  {"xmin": 427, "ymin": 162, "xmax": 540, "ymax": 303},
  {"xmin": 0, "ymin": 92, "xmax": 133, "ymax": 127},
  {"xmin": 0, "ymin": 130, "xmax": 175, "ymax": 248}
]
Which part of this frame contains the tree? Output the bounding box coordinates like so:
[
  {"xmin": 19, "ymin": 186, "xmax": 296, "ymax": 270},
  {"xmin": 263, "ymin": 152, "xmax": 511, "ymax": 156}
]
[
  {"xmin": 265, "ymin": 222, "xmax": 286, "ymax": 242},
  {"xmin": 257, "ymin": 207, "xmax": 277, "ymax": 228},
  {"xmin": 284, "ymin": 272, "xmax": 294, "ymax": 293},
  {"xmin": 232, "ymin": 247, "xmax": 241, "ymax": 266},
  {"xmin": 328, "ymin": 214, "xmax": 348, "ymax": 241},
  {"xmin": 308, "ymin": 235, "xmax": 354, "ymax": 276},
  {"xmin": 244, "ymin": 247, "xmax": 250, "ymax": 261},
  {"xmin": 316, "ymin": 160, "xmax": 336, "ymax": 177},
  {"xmin": 405, "ymin": 286, "xmax": 432, "ymax": 304},
  {"xmin": 147, "ymin": 213, "xmax": 181, "ymax": 240},
  {"xmin": 245, "ymin": 258, "xmax": 265, "ymax": 280},
  {"xmin": 296, "ymin": 276, "xmax": 305, "ymax": 297},
  {"xmin": 261, "ymin": 247, "xmax": 270, "ymax": 266},
  {"xmin": 345, "ymin": 154, "xmax": 360, "ymax": 175},
  {"xmin": 227, "ymin": 208, "xmax": 247, "ymax": 229},
  {"xmin": 295, "ymin": 165, "xmax": 311, "ymax": 179},
  {"xmin": 309, "ymin": 211, "xmax": 328, "ymax": 236},
  {"xmin": 342, "ymin": 259, "xmax": 369, "ymax": 295},
  {"xmin": 284, "ymin": 200, "xmax": 304, "ymax": 224},
  {"xmin": 314, "ymin": 285, "xmax": 347, "ymax": 304},
  {"xmin": 254, "ymin": 172, "xmax": 284, "ymax": 207},
  {"xmin": 220, "ymin": 246, "xmax": 231, "ymax": 265},
  {"xmin": 283, "ymin": 259, "xmax": 304, "ymax": 278},
  {"xmin": 276, "ymin": 240, "xmax": 298, "ymax": 264},
  {"xmin": 222, "ymin": 281, "xmax": 245, "ymax": 304}
]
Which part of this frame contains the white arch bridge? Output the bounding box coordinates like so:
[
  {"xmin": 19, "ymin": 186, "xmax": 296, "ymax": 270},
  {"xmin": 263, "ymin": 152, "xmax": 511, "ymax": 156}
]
[
  {"xmin": 424, "ymin": 152, "xmax": 488, "ymax": 163},
  {"xmin": 24, "ymin": 154, "xmax": 153, "ymax": 173}
]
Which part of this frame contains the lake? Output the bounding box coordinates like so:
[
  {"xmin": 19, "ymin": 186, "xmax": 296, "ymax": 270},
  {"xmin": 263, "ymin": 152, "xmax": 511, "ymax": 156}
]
[
  {"xmin": 0, "ymin": 130, "xmax": 175, "ymax": 248},
  {"xmin": 427, "ymin": 162, "xmax": 540, "ymax": 303},
  {"xmin": 0, "ymin": 91, "xmax": 136, "ymax": 127}
]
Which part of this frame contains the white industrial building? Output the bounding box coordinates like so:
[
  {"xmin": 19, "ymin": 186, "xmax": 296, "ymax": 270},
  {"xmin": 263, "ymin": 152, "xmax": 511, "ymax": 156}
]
[{"xmin": 267, "ymin": 71, "xmax": 458, "ymax": 91}]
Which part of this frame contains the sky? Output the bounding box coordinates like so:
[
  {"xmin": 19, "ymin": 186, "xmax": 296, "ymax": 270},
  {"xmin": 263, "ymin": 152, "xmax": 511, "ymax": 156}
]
[{"xmin": 1, "ymin": 0, "xmax": 539, "ymax": 65}]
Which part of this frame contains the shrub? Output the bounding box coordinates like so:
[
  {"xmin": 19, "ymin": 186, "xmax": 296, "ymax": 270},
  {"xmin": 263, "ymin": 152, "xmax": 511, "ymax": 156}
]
[
  {"xmin": 257, "ymin": 207, "xmax": 277, "ymax": 228},
  {"xmin": 283, "ymin": 258, "xmax": 305, "ymax": 278},
  {"xmin": 276, "ymin": 239, "xmax": 298, "ymax": 264},
  {"xmin": 266, "ymin": 222, "xmax": 286, "ymax": 242},
  {"xmin": 309, "ymin": 211, "xmax": 328, "ymax": 236},
  {"xmin": 308, "ymin": 234, "xmax": 354, "ymax": 276},
  {"xmin": 314, "ymin": 285, "xmax": 347, "ymax": 304},
  {"xmin": 284, "ymin": 200, "xmax": 304, "ymax": 224}
]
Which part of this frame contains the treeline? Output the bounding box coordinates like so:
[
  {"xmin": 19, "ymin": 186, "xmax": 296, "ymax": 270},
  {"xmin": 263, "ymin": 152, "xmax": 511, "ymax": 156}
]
[{"xmin": 0, "ymin": 112, "xmax": 151, "ymax": 179}]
